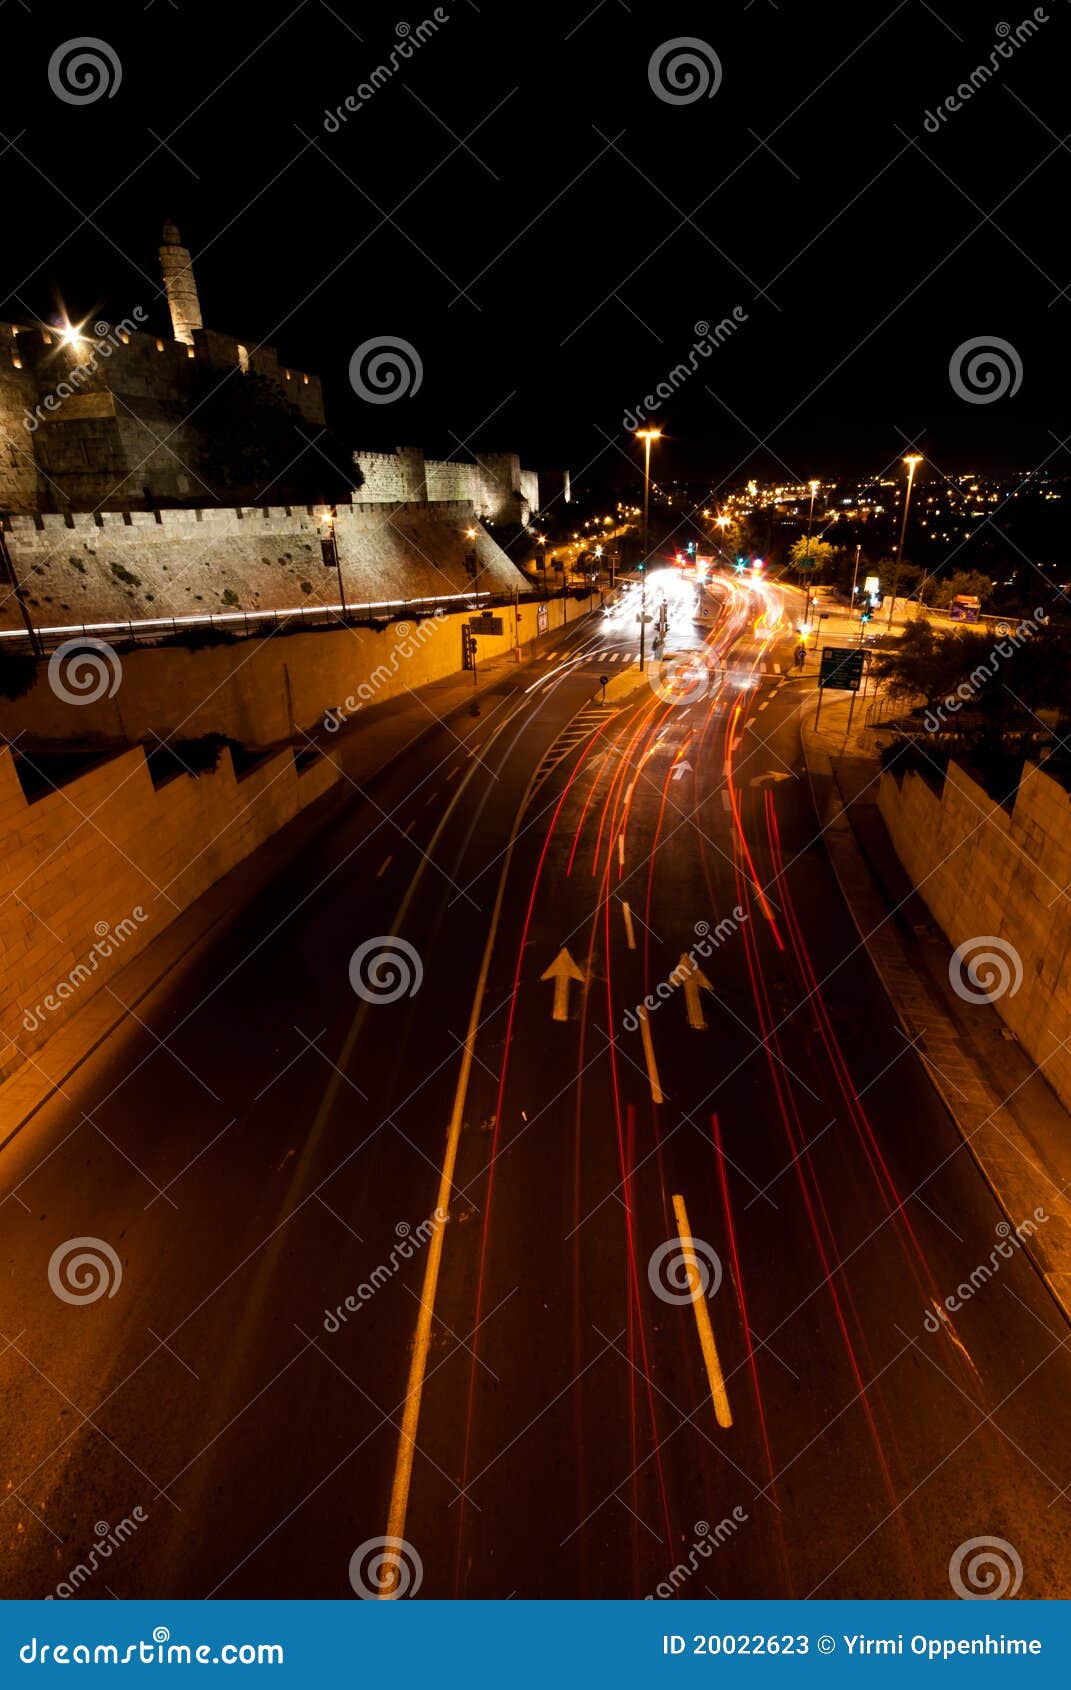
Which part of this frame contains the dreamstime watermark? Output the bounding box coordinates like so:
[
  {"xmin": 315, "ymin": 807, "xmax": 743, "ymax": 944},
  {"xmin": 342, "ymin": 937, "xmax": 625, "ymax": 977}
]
[
  {"xmin": 323, "ymin": 1211, "xmax": 448, "ymax": 1333},
  {"xmin": 23, "ymin": 313, "xmax": 148, "ymax": 432},
  {"xmin": 648, "ymin": 38, "xmax": 722, "ymax": 105},
  {"xmin": 623, "ymin": 311, "xmax": 747, "ymax": 430},
  {"xmin": 948, "ymin": 935, "xmax": 1023, "ymax": 1003},
  {"xmin": 645, "ymin": 1510, "xmax": 749, "ymax": 1598},
  {"xmin": 623, "ymin": 914, "xmax": 745, "ymax": 1031},
  {"xmin": 949, "ymin": 1535, "xmax": 1023, "ymax": 1599},
  {"xmin": 920, "ymin": 606, "xmax": 1049, "ymax": 732},
  {"xmin": 348, "ymin": 335, "xmax": 423, "ymax": 403},
  {"xmin": 349, "ymin": 1536, "xmax": 423, "ymax": 1598},
  {"xmin": 48, "ymin": 37, "xmax": 122, "ymax": 105},
  {"xmin": 47, "ymin": 637, "xmax": 123, "ymax": 705},
  {"xmin": 23, "ymin": 909, "xmax": 150, "ymax": 1035},
  {"xmin": 324, "ymin": 614, "xmax": 444, "ymax": 731},
  {"xmin": 923, "ymin": 1210, "xmax": 1048, "ymax": 1333},
  {"xmin": 348, "ymin": 936, "xmax": 423, "ymax": 1002},
  {"xmin": 648, "ymin": 1235, "xmax": 722, "ymax": 1305},
  {"xmin": 48, "ymin": 1237, "xmax": 123, "ymax": 1305},
  {"xmin": 648, "ymin": 646, "xmax": 726, "ymax": 706},
  {"xmin": 323, "ymin": 13, "xmax": 449, "ymax": 130},
  {"xmin": 949, "ymin": 335, "xmax": 1022, "ymax": 404},
  {"xmin": 923, "ymin": 12, "xmax": 1048, "ymax": 133},
  {"xmin": 46, "ymin": 1511, "xmax": 148, "ymax": 1600}
]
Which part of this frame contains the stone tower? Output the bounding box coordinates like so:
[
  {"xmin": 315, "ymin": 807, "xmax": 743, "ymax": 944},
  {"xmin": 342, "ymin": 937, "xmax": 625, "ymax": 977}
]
[{"xmin": 159, "ymin": 220, "xmax": 203, "ymax": 346}]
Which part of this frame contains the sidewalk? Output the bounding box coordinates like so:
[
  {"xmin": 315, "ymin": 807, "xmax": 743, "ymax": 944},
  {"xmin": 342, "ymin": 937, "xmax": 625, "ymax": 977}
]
[
  {"xmin": 800, "ymin": 688, "xmax": 1071, "ymax": 1326},
  {"xmin": 0, "ymin": 614, "xmax": 595, "ymax": 1149}
]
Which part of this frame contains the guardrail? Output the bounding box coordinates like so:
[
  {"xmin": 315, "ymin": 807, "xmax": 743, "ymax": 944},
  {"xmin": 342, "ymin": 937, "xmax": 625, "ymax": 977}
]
[{"xmin": 0, "ymin": 584, "xmax": 604, "ymax": 656}]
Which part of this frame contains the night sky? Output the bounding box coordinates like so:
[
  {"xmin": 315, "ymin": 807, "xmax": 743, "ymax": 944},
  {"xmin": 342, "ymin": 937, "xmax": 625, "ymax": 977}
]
[{"xmin": 4, "ymin": 0, "xmax": 1070, "ymax": 493}]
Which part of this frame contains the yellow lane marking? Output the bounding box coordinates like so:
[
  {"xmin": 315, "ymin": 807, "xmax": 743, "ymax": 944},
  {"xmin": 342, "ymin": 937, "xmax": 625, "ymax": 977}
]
[
  {"xmin": 621, "ymin": 900, "xmax": 637, "ymax": 951},
  {"xmin": 376, "ymin": 855, "xmax": 392, "ymax": 879},
  {"xmin": 637, "ymin": 1006, "xmax": 664, "ymax": 1104},
  {"xmin": 672, "ymin": 1193, "xmax": 732, "ymax": 1428}
]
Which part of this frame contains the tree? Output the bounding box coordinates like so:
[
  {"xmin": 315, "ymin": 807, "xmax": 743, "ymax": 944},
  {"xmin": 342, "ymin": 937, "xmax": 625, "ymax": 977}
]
[
  {"xmin": 932, "ymin": 569, "xmax": 994, "ymax": 610},
  {"xmin": 789, "ymin": 536, "xmax": 835, "ymax": 577}
]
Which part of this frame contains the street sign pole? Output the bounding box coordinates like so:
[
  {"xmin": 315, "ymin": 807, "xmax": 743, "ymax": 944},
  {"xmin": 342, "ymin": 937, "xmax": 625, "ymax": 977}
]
[{"xmin": 814, "ymin": 681, "xmax": 824, "ymax": 730}]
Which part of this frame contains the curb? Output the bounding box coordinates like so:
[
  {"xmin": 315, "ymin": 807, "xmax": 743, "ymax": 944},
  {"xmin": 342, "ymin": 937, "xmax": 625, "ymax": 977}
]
[{"xmin": 800, "ymin": 718, "xmax": 1071, "ymax": 1331}]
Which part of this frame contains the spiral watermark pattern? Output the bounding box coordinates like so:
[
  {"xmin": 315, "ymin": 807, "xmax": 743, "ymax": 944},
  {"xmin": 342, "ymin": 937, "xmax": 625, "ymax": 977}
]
[
  {"xmin": 348, "ymin": 336, "xmax": 423, "ymax": 404},
  {"xmin": 348, "ymin": 936, "xmax": 424, "ymax": 1003},
  {"xmin": 648, "ymin": 38, "xmax": 722, "ymax": 105},
  {"xmin": 648, "ymin": 648, "xmax": 721, "ymax": 706},
  {"xmin": 348, "ymin": 1536, "xmax": 423, "ymax": 1598},
  {"xmin": 47, "ymin": 1237, "xmax": 123, "ymax": 1305},
  {"xmin": 949, "ymin": 1535, "xmax": 1023, "ymax": 1599},
  {"xmin": 948, "ymin": 935, "xmax": 1023, "ymax": 1003},
  {"xmin": 948, "ymin": 336, "xmax": 1022, "ymax": 404},
  {"xmin": 648, "ymin": 1236, "xmax": 722, "ymax": 1305},
  {"xmin": 47, "ymin": 638, "xmax": 122, "ymax": 706},
  {"xmin": 48, "ymin": 38, "xmax": 122, "ymax": 105}
]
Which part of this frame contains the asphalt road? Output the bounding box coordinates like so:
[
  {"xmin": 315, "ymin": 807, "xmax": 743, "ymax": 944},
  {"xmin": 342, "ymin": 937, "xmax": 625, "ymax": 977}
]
[{"xmin": 2, "ymin": 576, "xmax": 1070, "ymax": 1602}]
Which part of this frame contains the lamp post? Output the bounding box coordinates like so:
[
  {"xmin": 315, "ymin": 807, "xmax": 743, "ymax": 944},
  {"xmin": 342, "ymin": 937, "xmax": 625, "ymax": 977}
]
[
  {"xmin": 887, "ymin": 455, "xmax": 922, "ymax": 631},
  {"xmin": 635, "ymin": 429, "xmax": 661, "ymax": 671},
  {"xmin": 321, "ymin": 510, "xmax": 345, "ymax": 619}
]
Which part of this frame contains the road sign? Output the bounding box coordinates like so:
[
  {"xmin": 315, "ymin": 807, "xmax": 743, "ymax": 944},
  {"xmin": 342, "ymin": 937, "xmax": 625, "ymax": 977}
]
[
  {"xmin": 470, "ymin": 614, "xmax": 503, "ymax": 636},
  {"xmin": 819, "ymin": 646, "xmax": 865, "ymax": 692}
]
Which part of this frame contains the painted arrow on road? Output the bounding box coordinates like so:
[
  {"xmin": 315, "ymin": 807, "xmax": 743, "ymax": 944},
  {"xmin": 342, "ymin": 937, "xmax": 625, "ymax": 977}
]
[
  {"xmin": 671, "ymin": 760, "xmax": 694, "ymax": 782},
  {"xmin": 749, "ymin": 771, "xmax": 795, "ymax": 787},
  {"xmin": 541, "ymin": 948, "xmax": 587, "ymax": 1022},
  {"xmin": 672, "ymin": 953, "xmax": 714, "ymax": 1030}
]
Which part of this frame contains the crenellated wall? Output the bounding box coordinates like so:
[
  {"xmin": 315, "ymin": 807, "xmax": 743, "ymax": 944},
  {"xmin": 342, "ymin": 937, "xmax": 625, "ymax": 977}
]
[
  {"xmin": 355, "ymin": 446, "xmax": 540, "ymax": 526},
  {"xmin": 0, "ymin": 499, "xmax": 528, "ymax": 630}
]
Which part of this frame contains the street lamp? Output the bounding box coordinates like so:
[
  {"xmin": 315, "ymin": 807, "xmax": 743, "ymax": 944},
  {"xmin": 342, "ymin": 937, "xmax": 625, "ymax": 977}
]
[
  {"xmin": 887, "ymin": 455, "xmax": 922, "ymax": 631},
  {"xmin": 635, "ymin": 428, "xmax": 661, "ymax": 670}
]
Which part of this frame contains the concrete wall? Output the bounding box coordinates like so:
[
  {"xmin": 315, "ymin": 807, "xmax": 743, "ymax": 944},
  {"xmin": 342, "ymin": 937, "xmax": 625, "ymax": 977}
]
[
  {"xmin": 0, "ymin": 738, "xmax": 336, "ymax": 1081},
  {"xmin": 0, "ymin": 500, "xmax": 528, "ymax": 631},
  {"xmin": 879, "ymin": 759, "xmax": 1071, "ymax": 1111},
  {"xmin": 0, "ymin": 593, "xmax": 586, "ymax": 748}
]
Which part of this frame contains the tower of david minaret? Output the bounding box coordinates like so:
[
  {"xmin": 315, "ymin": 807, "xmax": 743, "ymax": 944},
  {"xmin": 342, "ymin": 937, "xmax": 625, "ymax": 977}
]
[{"xmin": 158, "ymin": 219, "xmax": 203, "ymax": 345}]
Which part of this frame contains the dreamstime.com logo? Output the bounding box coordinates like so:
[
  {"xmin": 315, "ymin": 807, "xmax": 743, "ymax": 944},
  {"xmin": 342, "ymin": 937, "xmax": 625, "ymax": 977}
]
[
  {"xmin": 949, "ymin": 1535, "xmax": 1023, "ymax": 1599},
  {"xmin": 648, "ymin": 647, "xmax": 725, "ymax": 706},
  {"xmin": 324, "ymin": 614, "xmax": 444, "ymax": 731},
  {"xmin": 46, "ymin": 1511, "xmax": 148, "ymax": 1601},
  {"xmin": 323, "ymin": 1210, "xmax": 448, "ymax": 1331},
  {"xmin": 349, "ymin": 1536, "xmax": 423, "ymax": 1598},
  {"xmin": 922, "ymin": 11, "xmax": 1049, "ymax": 134},
  {"xmin": 348, "ymin": 336, "xmax": 423, "ymax": 403},
  {"xmin": 920, "ymin": 606, "xmax": 1049, "ymax": 733},
  {"xmin": 949, "ymin": 336, "xmax": 1022, "ymax": 405},
  {"xmin": 923, "ymin": 1210, "xmax": 1048, "ymax": 1333},
  {"xmin": 48, "ymin": 37, "xmax": 122, "ymax": 104},
  {"xmin": 948, "ymin": 935, "xmax": 1023, "ymax": 1003},
  {"xmin": 648, "ymin": 38, "xmax": 722, "ymax": 104},
  {"xmin": 47, "ymin": 638, "xmax": 122, "ymax": 706},
  {"xmin": 349, "ymin": 936, "xmax": 423, "ymax": 1003},
  {"xmin": 645, "ymin": 1511, "xmax": 749, "ymax": 1598},
  {"xmin": 623, "ymin": 312, "xmax": 747, "ymax": 432},
  {"xmin": 323, "ymin": 11, "xmax": 450, "ymax": 130},
  {"xmin": 23, "ymin": 313, "xmax": 148, "ymax": 432},
  {"xmin": 648, "ymin": 1235, "xmax": 722, "ymax": 1305},
  {"xmin": 23, "ymin": 908, "xmax": 150, "ymax": 1034},
  {"xmin": 48, "ymin": 1237, "xmax": 123, "ymax": 1305}
]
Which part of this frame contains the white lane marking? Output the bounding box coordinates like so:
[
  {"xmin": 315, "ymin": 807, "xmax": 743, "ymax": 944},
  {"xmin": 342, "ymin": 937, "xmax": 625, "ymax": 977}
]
[
  {"xmin": 637, "ymin": 1006, "xmax": 664, "ymax": 1104},
  {"xmin": 720, "ymin": 790, "xmax": 731, "ymax": 810},
  {"xmin": 617, "ymin": 832, "xmax": 625, "ymax": 869},
  {"xmin": 674, "ymin": 952, "xmax": 713, "ymax": 1031},
  {"xmin": 376, "ymin": 855, "xmax": 392, "ymax": 878}
]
